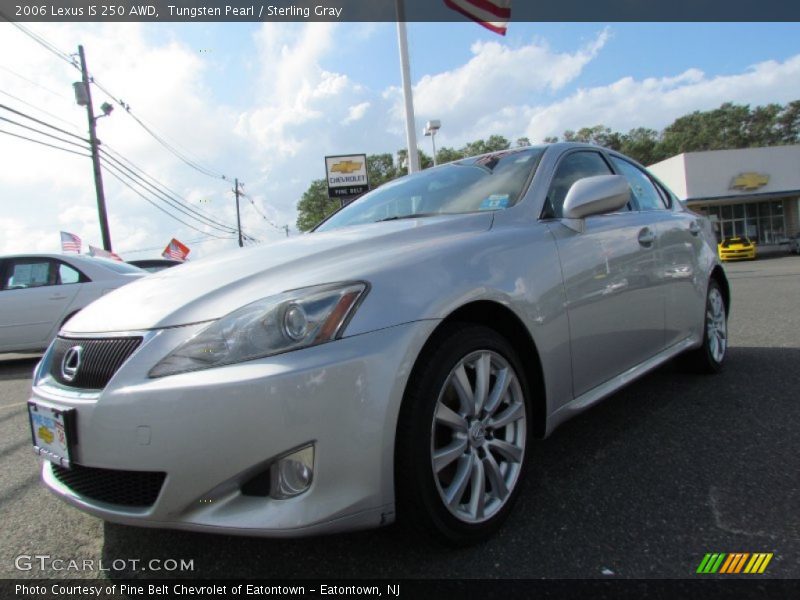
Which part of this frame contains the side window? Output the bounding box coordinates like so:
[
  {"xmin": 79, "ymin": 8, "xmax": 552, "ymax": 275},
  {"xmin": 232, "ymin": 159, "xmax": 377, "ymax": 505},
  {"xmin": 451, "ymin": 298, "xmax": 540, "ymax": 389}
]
[
  {"xmin": 610, "ymin": 157, "xmax": 668, "ymax": 211},
  {"xmin": 545, "ymin": 151, "xmax": 614, "ymax": 218},
  {"xmin": 58, "ymin": 263, "xmax": 82, "ymax": 285},
  {"xmin": 2, "ymin": 259, "xmax": 53, "ymax": 290}
]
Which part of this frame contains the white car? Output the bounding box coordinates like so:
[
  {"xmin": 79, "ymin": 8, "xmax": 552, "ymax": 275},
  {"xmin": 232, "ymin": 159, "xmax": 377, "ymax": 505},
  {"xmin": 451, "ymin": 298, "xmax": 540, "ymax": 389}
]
[{"xmin": 0, "ymin": 253, "xmax": 144, "ymax": 353}]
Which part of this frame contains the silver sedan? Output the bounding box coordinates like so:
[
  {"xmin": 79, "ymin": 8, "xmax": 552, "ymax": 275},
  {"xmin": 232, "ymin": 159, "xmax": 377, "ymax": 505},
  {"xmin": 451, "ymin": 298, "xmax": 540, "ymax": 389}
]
[{"xmin": 28, "ymin": 143, "xmax": 728, "ymax": 544}]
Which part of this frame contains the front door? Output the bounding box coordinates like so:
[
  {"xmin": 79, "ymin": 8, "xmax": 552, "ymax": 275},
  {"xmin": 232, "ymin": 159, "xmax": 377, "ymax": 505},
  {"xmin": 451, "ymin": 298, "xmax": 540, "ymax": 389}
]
[{"xmin": 545, "ymin": 150, "xmax": 665, "ymax": 398}]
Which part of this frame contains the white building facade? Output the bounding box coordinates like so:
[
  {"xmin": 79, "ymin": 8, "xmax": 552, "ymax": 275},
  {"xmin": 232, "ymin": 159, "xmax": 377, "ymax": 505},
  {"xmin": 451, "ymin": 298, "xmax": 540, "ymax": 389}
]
[{"xmin": 648, "ymin": 145, "xmax": 800, "ymax": 245}]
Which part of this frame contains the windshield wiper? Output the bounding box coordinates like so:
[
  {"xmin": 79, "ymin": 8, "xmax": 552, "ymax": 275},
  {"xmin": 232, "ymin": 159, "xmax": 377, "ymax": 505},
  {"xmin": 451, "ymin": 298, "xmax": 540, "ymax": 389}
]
[{"xmin": 376, "ymin": 212, "xmax": 439, "ymax": 222}]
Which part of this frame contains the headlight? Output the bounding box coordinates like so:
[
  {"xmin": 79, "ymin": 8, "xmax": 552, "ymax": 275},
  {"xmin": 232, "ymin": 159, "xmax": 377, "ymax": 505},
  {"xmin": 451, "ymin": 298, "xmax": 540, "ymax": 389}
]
[{"xmin": 149, "ymin": 281, "xmax": 368, "ymax": 377}]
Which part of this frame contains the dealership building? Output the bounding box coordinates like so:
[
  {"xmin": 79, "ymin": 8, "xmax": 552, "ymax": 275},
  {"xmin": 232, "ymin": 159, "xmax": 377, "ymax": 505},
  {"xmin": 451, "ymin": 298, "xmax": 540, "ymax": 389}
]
[{"xmin": 648, "ymin": 145, "xmax": 800, "ymax": 246}]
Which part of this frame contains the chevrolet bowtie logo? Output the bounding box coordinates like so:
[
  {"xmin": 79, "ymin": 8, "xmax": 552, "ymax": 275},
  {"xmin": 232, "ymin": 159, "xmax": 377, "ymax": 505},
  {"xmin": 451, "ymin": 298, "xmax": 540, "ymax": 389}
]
[
  {"xmin": 730, "ymin": 172, "xmax": 769, "ymax": 191},
  {"xmin": 330, "ymin": 160, "xmax": 363, "ymax": 174}
]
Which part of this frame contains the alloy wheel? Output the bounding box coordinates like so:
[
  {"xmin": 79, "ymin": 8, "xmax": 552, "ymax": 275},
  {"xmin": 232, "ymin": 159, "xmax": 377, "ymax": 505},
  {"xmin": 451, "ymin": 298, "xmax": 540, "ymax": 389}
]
[{"xmin": 430, "ymin": 350, "xmax": 527, "ymax": 524}]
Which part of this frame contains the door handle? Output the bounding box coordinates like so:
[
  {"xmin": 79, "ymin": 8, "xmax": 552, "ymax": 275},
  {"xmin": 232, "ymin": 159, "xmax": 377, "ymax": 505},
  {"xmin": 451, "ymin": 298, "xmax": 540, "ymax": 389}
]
[
  {"xmin": 49, "ymin": 294, "xmax": 67, "ymax": 300},
  {"xmin": 638, "ymin": 227, "xmax": 656, "ymax": 246},
  {"xmin": 688, "ymin": 221, "xmax": 701, "ymax": 236}
]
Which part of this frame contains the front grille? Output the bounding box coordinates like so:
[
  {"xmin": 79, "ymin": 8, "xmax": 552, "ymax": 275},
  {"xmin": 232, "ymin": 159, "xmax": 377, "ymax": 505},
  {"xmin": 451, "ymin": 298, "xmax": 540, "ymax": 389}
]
[
  {"xmin": 50, "ymin": 336, "xmax": 143, "ymax": 389},
  {"xmin": 51, "ymin": 463, "xmax": 165, "ymax": 508}
]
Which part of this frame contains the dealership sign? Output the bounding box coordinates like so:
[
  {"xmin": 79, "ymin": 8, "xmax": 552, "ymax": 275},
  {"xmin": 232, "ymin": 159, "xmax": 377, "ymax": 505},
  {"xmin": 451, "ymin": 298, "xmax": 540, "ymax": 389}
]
[{"xmin": 325, "ymin": 154, "xmax": 369, "ymax": 199}]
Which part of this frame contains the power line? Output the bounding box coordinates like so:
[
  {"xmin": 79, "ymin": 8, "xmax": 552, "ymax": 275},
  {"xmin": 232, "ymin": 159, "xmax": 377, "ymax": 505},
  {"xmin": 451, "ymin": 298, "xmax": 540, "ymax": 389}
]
[
  {"xmin": 0, "ymin": 115, "xmax": 89, "ymax": 151},
  {"xmin": 0, "ymin": 16, "xmax": 231, "ymax": 182},
  {"xmin": 90, "ymin": 78, "xmax": 229, "ymax": 181},
  {"xmin": 0, "ymin": 127, "xmax": 90, "ymax": 158},
  {"xmin": 102, "ymin": 161, "xmax": 234, "ymax": 239},
  {"xmin": 101, "ymin": 143, "xmax": 237, "ymax": 232},
  {"xmin": 0, "ymin": 64, "xmax": 73, "ymax": 102},
  {"xmin": 242, "ymin": 193, "xmax": 285, "ymax": 232},
  {"xmin": 0, "ymin": 102, "xmax": 87, "ymax": 141},
  {"xmin": 0, "ymin": 89, "xmax": 81, "ymax": 131},
  {"xmin": 98, "ymin": 148, "xmax": 239, "ymax": 235},
  {"xmin": 119, "ymin": 235, "xmax": 235, "ymax": 255},
  {"xmin": 0, "ymin": 15, "xmax": 77, "ymax": 67}
]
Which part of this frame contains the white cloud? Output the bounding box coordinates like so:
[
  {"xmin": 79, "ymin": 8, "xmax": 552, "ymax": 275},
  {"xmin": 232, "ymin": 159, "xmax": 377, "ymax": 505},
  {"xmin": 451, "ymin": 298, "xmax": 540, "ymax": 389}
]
[
  {"xmin": 392, "ymin": 29, "xmax": 611, "ymax": 144},
  {"xmin": 343, "ymin": 101, "xmax": 371, "ymax": 124},
  {"xmin": 522, "ymin": 55, "xmax": 800, "ymax": 142}
]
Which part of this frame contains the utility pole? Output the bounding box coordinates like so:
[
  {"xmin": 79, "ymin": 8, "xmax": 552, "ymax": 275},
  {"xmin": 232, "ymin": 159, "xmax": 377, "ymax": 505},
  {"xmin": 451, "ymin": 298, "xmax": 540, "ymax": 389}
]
[
  {"xmin": 77, "ymin": 45, "xmax": 112, "ymax": 251},
  {"xmin": 395, "ymin": 0, "xmax": 420, "ymax": 173},
  {"xmin": 234, "ymin": 178, "xmax": 243, "ymax": 247}
]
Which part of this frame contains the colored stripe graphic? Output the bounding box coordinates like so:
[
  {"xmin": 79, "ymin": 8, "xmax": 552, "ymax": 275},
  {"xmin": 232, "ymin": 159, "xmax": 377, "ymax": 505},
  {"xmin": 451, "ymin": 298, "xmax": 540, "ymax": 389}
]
[
  {"xmin": 698, "ymin": 552, "xmax": 773, "ymax": 574},
  {"xmin": 720, "ymin": 553, "xmax": 749, "ymax": 573},
  {"xmin": 697, "ymin": 553, "xmax": 726, "ymax": 573},
  {"xmin": 744, "ymin": 553, "xmax": 773, "ymax": 574}
]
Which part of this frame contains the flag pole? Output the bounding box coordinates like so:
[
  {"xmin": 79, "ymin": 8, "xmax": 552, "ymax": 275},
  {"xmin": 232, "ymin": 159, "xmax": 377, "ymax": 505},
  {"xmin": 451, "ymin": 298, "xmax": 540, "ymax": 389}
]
[{"xmin": 395, "ymin": 0, "xmax": 420, "ymax": 173}]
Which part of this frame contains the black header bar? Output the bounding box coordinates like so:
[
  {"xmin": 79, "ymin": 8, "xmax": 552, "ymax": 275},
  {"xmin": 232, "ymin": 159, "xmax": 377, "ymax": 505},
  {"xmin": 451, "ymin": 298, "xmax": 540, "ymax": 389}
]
[{"xmin": 2, "ymin": 0, "xmax": 799, "ymax": 23}]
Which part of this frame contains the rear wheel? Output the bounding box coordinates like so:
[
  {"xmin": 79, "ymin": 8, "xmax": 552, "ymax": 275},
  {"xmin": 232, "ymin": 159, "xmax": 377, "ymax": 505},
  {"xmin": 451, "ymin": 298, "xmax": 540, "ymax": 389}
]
[
  {"xmin": 395, "ymin": 324, "xmax": 531, "ymax": 544},
  {"xmin": 682, "ymin": 279, "xmax": 727, "ymax": 373}
]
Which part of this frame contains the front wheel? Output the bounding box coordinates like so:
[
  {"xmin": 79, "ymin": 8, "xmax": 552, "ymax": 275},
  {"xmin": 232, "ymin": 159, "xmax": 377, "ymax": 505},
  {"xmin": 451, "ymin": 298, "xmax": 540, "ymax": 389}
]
[{"xmin": 395, "ymin": 324, "xmax": 532, "ymax": 544}]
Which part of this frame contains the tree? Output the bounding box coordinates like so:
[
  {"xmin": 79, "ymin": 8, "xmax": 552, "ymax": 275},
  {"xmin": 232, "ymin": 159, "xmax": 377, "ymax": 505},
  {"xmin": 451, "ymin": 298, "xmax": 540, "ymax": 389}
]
[
  {"xmin": 436, "ymin": 146, "xmax": 466, "ymax": 164},
  {"xmin": 777, "ymin": 100, "xmax": 800, "ymax": 144},
  {"xmin": 461, "ymin": 135, "xmax": 510, "ymax": 156},
  {"xmin": 620, "ymin": 127, "xmax": 661, "ymax": 165},
  {"xmin": 295, "ymin": 179, "xmax": 338, "ymax": 232},
  {"xmin": 367, "ymin": 153, "xmax": 400, "ymax": 187},
  {"xmin": 516, "ymin": 137, "xmax": 531, "ymax": 147}
]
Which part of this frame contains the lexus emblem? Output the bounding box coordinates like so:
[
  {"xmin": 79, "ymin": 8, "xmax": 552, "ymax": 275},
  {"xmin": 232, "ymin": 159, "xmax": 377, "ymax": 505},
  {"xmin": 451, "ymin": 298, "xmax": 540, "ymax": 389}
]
[{"xmin": 61, "ymin": 346, "xmax": 84, "ymax": 382}]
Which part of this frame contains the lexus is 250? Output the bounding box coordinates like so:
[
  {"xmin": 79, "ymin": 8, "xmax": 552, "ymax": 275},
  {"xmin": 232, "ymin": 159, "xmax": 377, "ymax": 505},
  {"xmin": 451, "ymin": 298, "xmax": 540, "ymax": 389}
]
[{"xmin": 29, "ymin": 143, "xmax": 729, "ymax": 543}]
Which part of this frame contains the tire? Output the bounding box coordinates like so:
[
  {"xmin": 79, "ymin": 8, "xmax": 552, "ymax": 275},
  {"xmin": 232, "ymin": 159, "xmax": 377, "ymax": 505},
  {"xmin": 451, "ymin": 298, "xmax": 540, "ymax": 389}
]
[
  {"xmin": 395, "ymin": 323, "xmax": 532, "ymax": 545},
  {"xmin": 682, "ymin": 279, "xmax": 728, "ymax": 374}
]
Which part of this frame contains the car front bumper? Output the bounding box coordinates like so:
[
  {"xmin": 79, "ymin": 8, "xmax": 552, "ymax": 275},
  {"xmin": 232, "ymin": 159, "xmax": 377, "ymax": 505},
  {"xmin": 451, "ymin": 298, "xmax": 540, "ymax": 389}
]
[
  {"xmin": 30, "ymin": 319, "xmax": 438, "ymax": 537},
  {"xmin": 718, "ymin": 247, "xmax": 756, "ymax": 261}
]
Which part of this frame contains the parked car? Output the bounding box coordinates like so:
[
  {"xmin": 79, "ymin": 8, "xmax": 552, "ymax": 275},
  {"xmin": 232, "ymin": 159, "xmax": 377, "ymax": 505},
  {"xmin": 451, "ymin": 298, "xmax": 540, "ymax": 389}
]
[
  {"xmin": 127, "ymin": 259, "xmax": 183, "ymax": 273},
  {"xmin": 718, "ymin": 236, "xmax": 757, "ymax": 261},
  {"xmin": 28, "ymin": 144, "xmax": 729, "ymax": 544},
  {"xmin": 0, "ymin": 254, "xmax": 144, "ymax": 353},
  {"xmin": 789, "ymin": 233, "xmax": 800, "ymax": 255}
]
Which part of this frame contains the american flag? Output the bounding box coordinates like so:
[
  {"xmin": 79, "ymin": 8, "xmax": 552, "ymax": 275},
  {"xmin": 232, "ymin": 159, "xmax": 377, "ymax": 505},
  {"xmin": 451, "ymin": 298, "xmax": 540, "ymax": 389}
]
[
  {"xmin": 88, "ymin": 245, "xmax": 123, "ymax": 262},
  {"xmin": 162, "ymin": 238, "xmax": 190, "ymax": 261},
  {"xmin": 444, "ymin": 0, "xmax": 512, "ymax": 35},
  {"xmin": 60, "ymin": 231, "xmax": 82, "ymax": 253}
]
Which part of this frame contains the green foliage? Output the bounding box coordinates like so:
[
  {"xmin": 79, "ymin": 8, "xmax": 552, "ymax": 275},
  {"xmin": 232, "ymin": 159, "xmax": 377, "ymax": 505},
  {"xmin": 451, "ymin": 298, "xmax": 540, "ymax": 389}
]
[
  {"xmin": 295, "ymin": 179, "xmax": 338, "ymax": 233},
  {"xmin": 296, "ymin": 101, "xmax": 800, "ymax": 230}
]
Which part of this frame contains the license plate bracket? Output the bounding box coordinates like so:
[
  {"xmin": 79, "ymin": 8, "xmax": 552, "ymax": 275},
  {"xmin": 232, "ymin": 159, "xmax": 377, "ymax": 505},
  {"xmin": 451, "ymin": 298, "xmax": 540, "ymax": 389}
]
[{"xmin": 28, "ymin": 402, "xmax": 77, "ymax": 468}]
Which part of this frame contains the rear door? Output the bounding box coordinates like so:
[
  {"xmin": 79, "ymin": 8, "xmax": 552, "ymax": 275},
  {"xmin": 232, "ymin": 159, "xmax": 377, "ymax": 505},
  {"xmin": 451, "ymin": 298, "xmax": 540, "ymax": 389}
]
[
  {"xmin": 608, "ymin": 156, "xmax": 705, "ymax": 347},
  {"xmin": 546, "ymin": 150, "xmax": 665, "ymax": 398},
  {"xmin": 0, "ymin": 257, "xmax": 81, "ymax": 352}
]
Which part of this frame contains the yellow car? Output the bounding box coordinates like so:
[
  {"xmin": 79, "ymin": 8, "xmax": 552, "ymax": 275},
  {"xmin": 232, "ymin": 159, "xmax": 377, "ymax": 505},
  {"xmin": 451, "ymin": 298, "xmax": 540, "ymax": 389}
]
[{"xmin": 718, "ymin": 236, "xmax": 757, "ymax": 261}]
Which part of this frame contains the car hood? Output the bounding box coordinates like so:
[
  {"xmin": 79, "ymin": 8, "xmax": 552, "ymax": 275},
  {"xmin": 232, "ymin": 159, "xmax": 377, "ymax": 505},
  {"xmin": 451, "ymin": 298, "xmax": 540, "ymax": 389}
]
[{"xmin": 65, "ymin": 212, "xmax": 494, "ymax": 333}]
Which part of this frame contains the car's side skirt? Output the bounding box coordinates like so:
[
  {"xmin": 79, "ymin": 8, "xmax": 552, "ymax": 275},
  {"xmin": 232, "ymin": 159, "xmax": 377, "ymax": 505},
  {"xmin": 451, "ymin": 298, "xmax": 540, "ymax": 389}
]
[{"xmin": 544, "ymin": 335, "xmax": 700, "ymax": 436}]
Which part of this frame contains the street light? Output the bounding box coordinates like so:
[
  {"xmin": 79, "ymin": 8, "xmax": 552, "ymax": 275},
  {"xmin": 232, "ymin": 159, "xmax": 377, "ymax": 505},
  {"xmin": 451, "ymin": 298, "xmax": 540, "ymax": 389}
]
[{"xmin": 423, "ymin": 119, "xmax": 441, "ymax": 167}]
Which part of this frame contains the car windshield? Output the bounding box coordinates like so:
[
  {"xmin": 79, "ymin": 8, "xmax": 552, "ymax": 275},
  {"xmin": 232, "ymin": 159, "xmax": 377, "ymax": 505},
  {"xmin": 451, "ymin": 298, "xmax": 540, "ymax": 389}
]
[{"xmin": 315, "ymin": 147, "xmax": 544, "ymax": 232}]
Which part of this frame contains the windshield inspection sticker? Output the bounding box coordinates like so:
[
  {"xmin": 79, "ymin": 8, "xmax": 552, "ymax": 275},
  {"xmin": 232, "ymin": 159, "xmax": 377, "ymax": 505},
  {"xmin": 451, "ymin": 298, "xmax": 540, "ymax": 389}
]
[{"xmin": 480, "ymin": 194, "xmax": 511, "ymax": 210}]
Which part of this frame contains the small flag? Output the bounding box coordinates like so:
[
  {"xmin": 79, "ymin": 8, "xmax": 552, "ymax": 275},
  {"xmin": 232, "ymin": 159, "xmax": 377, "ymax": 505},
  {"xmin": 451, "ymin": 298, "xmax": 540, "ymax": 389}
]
[
  {"xmin": 444, "ymin": 0, "xmax": 512, "ymax": 35},
  {"xmin": 88, "ymin": 244, "xmax": 123, "ymax": 262},
  {"xmin": 162, "ymin": 238, "xmax": 190, "ymax": 261},
  {"xmin": 60, "ymin": 231, "xmax": 82, "ymax": 253}
]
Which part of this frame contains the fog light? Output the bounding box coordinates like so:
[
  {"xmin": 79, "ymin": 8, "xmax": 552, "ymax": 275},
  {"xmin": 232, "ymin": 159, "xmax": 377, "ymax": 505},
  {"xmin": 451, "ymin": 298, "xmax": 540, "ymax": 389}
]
[{"xmin": 269, "ymin": 445, "xmax": 314, "ymax": 499}]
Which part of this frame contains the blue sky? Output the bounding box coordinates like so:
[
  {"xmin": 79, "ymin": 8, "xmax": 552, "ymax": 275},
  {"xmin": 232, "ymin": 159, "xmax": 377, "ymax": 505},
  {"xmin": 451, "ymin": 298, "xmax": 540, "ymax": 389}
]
[{"xmin": 1, "ymin": 21, "xmax": 799, "ymax": 258}]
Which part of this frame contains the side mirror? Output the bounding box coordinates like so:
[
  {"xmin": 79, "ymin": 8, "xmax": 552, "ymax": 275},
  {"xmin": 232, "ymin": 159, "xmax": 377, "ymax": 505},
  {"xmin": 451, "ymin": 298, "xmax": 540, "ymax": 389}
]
[{"xmin": 562, "ymin": 175, "xmax": 630, "ymax": 231}]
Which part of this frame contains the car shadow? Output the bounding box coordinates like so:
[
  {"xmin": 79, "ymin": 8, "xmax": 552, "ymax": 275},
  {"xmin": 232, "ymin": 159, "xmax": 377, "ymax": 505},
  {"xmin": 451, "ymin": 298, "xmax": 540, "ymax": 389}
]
[
  {"xmin": 98, "ymin": 346, "xmax": 800, "ymax": 579},
  {"xmin": 0, "ymin": 357, "xmax": 40, "ymax": 382}
]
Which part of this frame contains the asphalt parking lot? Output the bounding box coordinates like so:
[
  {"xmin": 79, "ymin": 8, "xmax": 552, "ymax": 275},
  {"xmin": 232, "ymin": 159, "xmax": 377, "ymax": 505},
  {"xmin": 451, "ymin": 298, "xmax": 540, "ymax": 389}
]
[{"xmin": 1, "ymin": 255, "xmax": 798, "ymax": 580}]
